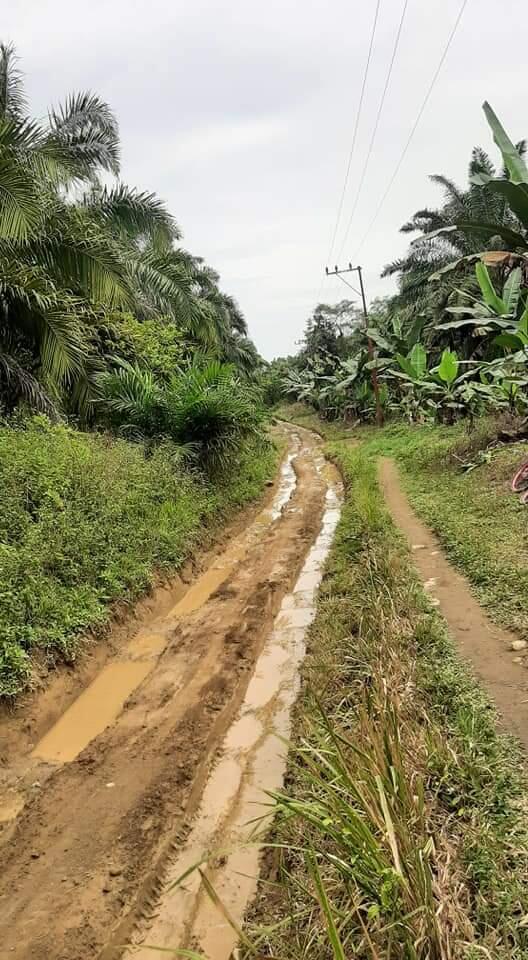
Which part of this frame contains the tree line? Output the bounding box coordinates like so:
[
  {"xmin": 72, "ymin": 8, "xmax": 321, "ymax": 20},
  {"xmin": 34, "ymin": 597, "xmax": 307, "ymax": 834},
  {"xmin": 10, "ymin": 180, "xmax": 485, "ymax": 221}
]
[
  {"xmin": 0, "ymin": 43, "xmax": 264, "ymax": 467},
  {"xmin": 281, "ymin": 102, "xmax": 528, "ymax": 425}
]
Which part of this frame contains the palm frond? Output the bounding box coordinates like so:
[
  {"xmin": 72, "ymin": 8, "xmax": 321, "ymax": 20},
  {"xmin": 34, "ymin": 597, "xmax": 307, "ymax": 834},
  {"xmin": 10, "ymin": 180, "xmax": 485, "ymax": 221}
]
[
  {"xmin": 0, "ymin": 150, "xmax": 42, "ymax": 241},
  {"xmin": 94, "ymin": 358, "xmax": 165, "ymax": 435},
  {"xmin": 130, "ymin": 248, "xmax": 217, "ymax": 344},
  {"xmin": 27, "ymin": 206, "xmax": 132, "ymax": 307},
  {"xmin": 0, "ymin": 348, "xmax": 56, "ymax": 414},
  {"xmin": 38, "ymin": 307, "xmax": 87, "ymax": 384},
  {"xmin": 82, "ymin": 183, "xmax": 179, "ymax": 245},
  {"xmin": 469, "ymin": 146, "xmax": 496, "ymax": 180},
  {"xmin": 429, "ymin": 174, "xmax": 465, "ymax": 207},
  {"xmin": 0, "ymin": 43, "xmax": 27, "ymax": 120},
  {"xmin": 400, "ymin": 209, "xmax": 449, "ymax": 235},
  {"xmin": 48, "ymin": 92, "xmax": 120, "ymax": 177}
]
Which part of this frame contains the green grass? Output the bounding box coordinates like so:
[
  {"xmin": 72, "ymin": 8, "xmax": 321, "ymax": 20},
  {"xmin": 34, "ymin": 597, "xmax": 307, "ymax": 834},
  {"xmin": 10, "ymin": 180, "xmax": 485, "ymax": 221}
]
[
  {"xmin": 245, "ymin": 441, "xmax": 528, "ymax": 959},
  {"xmin": 278, "ymin": 404, "xmax": 528, "ymax": 636},
  {"xmin": 0, "ymin": 416, "xmax": 277, "ymax": 697},
  {"xmin": 360, "ymin": 421, "xmax": 528, "ymax": 635}
]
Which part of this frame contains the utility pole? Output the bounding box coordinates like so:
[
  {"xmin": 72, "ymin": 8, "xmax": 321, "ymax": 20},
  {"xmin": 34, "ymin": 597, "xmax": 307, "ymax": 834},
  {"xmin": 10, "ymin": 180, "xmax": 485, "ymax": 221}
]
[{"xmin": 325, "ymin": 262, "xmax": 383, "ymax": 426}]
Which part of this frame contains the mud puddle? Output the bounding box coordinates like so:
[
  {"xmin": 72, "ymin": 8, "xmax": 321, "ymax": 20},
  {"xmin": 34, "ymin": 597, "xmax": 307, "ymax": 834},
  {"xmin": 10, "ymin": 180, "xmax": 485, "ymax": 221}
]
[
  {"xmin": 129, "ymin": 453, "xmax": 343, "ymax": 959},
  {"xmin": 0, "ymin": 425, "xmax": 339, "ymax": 960},
  {"xmin": 379, "ymin": 456, "xmax": 528, "ymax": 750},
  {"xmin": 0, "ymin": 438, "xmax": 299, "ymax": 823},
  {"xmin": 28, "ymin": 441, "xmax": 298, "ymax": 771}
]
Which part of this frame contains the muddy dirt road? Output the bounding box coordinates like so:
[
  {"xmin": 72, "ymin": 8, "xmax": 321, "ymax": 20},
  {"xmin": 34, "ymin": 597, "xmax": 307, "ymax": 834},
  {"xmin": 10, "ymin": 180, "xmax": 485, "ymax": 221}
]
[{"xmin": 0, "ymin": 425, "xmax": 342, "ymax": 960}]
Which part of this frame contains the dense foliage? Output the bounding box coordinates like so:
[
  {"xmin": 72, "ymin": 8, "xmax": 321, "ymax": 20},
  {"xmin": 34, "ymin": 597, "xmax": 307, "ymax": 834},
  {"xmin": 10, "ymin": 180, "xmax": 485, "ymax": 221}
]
[
  {"xmin": 96, "ymin": 359, "xmax": 264, "ymax": 471},
  {"xmin": 0, "ymin": 42, "xmax": 262, "ymax": 427},
  {"xmin": 282, "ymin": 104, "xmax": 528, "ymax": 426},
  {"xmin": 0, "ymin": 43, "xmax": 273, "ymax": 697},
  {"xmin": 0, "ymin": 417, "xmax": 276, "ymax": 696}
]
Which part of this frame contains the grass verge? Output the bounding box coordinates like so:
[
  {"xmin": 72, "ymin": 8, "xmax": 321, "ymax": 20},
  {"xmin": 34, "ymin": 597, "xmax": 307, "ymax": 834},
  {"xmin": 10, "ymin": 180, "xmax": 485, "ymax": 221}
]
[
  {"xmin": 0, "ymin": 415, "xmax": 277, "ymax": 697},
  {"xmin": 245, "ymin": 441, "xmax": 528, "ymax": 959},
  {"xmin": 277, "ymin": 404, "xmax": 528, "ymax": 637}
]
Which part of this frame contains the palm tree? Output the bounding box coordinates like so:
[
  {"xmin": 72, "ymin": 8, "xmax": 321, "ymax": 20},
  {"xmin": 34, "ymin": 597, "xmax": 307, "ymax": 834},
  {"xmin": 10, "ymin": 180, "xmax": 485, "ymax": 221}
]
[
  {"xmin": 0, "ymin": 42, "xmax": 259, "ymax": 415},
  {"xmin": 0, "ymin": 41, "xmax": 133, "ymax": 410},
  {"xmin": 383, "ymin": 142, "xmax": 526, "ymax": 325},
  {"xmin": 0, "ymin": 43, "xmax": 258, "ymax": 414}
]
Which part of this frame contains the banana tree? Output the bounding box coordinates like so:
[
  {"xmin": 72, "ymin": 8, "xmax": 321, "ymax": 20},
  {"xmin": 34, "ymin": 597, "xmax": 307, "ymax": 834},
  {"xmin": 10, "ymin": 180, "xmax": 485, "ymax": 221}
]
[
  {"xmin": 385, "ymin": 346, "xmax": 491, "ymax": 422},
  {"xmin": 426, "ymin": 103, "xmax": 528, "ymax": 293},
  {"xmin": 437, "ymin": 262, "xmax": 528, "ymax": 354},
  {"xmin": 374, "ymin": 342, "xmax": 430, "ymax": 421}
]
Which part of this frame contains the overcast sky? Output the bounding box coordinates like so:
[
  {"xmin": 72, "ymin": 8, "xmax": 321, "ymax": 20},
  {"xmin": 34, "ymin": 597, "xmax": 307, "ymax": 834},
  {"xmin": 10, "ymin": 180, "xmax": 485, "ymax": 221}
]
[{"xmin": 4, "ymin": 1, "xmax": 527, "ymax": 358}]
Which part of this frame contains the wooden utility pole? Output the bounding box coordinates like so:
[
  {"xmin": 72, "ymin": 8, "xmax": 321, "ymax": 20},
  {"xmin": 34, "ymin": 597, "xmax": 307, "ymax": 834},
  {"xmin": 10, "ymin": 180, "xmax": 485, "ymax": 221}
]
[{"xmin": 325, "ymin": 262, "xmax": 383, "ymax": 426}]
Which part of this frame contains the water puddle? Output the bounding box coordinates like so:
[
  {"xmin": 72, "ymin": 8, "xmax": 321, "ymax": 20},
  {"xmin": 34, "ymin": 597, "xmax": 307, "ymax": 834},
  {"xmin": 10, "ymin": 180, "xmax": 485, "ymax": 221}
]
[
  {"xmin": 131, "ymin": 454, "xmax": 343, "ymax": 959},
  {"xmin": 27, "ymin": 437, "xmax": 300, "ymax": 770}
]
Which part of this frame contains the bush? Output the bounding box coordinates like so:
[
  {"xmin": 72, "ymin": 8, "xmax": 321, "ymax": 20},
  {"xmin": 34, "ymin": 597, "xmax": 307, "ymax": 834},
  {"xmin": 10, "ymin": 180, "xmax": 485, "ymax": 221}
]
[
  {"xmin": 95, "ymin": 359, "xmax": 264, "ymax": 471},
  {"xmin": 0, "ymin": 416, "xmax": 276, "ymax": 696}
]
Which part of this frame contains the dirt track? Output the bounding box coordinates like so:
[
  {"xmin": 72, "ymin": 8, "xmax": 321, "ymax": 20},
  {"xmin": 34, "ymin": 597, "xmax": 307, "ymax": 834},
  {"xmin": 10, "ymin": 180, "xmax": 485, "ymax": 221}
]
[
  {"xmin": 0, "ymin": 425, "xmax": 339, "ymax": 960},
  {"xmin": 379, "ymin": 456, "xmax": 528, "ymax": 750}
]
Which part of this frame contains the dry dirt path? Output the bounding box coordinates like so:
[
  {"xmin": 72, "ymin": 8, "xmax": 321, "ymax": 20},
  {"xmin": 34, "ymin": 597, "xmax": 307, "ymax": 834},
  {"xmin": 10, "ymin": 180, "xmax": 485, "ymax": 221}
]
[
  {"xmin": 0, "ymin": 425, "xmax": 342, "ymax": 960},
  {"xmin": 379, "ymin": 456, "xmax": 528, "ymax": 750}
]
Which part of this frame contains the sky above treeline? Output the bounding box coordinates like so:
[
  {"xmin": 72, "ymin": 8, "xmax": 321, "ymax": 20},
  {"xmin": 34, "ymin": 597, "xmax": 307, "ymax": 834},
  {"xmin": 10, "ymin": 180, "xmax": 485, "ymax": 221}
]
[{"xmin": 4, "ymin": 0, "xmax": 527, "ymax": 358}]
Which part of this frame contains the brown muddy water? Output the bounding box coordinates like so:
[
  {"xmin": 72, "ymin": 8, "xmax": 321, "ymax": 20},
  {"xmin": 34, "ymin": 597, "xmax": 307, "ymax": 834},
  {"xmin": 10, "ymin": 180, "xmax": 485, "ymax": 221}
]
[
  {"xmin": 28, "ymin": 439, "xmax": 301, "ymax": 769},
  {"xmin": 0, "ymin": 426, "xmax": 342, "ymax": 960},
  {"xmin": 130, "ymin": 450, "xmax": 342, "ymax": 959}
]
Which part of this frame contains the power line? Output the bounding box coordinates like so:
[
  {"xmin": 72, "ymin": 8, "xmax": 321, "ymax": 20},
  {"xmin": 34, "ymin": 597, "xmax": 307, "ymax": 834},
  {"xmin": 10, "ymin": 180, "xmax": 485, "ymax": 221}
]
[
  {"xmin": 320, "ymin": 0, "xmax": 382, "ymax": 284},
  {"xmin": 351, "ymin": 0, "xmax": 469, "ymax": 262},
  {"xmin": 336, "ymin": 0, "xmax": 409, "ymax": 262}
]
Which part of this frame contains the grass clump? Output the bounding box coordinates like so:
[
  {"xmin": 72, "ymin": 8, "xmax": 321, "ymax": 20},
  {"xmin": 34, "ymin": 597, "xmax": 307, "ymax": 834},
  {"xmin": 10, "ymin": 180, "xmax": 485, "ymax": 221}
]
[
  {"xmin": 245, "ymin": 442, "xmax": 528, "ymax": 960},
  {"xmin": 0, "ymin": 415, "xmax": 277, "ymax": 697}
]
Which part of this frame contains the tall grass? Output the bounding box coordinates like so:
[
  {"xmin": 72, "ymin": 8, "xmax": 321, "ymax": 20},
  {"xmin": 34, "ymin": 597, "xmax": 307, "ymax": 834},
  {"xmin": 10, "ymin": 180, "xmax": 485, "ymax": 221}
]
[{"xmin": 245, "ymin": 444, "xmax": 528, "ymax": 959}]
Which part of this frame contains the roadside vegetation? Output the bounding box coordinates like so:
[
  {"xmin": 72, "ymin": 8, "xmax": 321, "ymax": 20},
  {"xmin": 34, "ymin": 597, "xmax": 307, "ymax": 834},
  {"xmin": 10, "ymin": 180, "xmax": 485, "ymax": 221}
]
[
  {"xmin": 252, "ymin": 99, "xmax": 528, "ymax": 958},
  {"xmin": 277, "ymin": 406, "xmax": 528, "ymax": 636},
  {"xmin": 278, "ymin": 103, "xmax": 528, "ymax": 428},
  {"xmin": 271, "ymin": 98, "xmax": 528, "ymax": 647},
  {"xmin": 0, "ymin": 418, "xmax": 276, "ymax": 697},
  {"xmin": 245, "ymin": 442, "xmax": 528, "ymax": 959},
  {"xmin": 0, "ymin": 44, "xmax": 274, "ymax": 697}
]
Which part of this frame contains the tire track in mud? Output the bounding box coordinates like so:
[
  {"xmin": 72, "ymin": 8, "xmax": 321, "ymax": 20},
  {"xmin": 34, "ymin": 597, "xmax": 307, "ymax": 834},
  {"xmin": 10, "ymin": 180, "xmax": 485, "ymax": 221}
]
[{"xmin": 0, "ymin": 426, "xmax": 341, "ymax": 960}]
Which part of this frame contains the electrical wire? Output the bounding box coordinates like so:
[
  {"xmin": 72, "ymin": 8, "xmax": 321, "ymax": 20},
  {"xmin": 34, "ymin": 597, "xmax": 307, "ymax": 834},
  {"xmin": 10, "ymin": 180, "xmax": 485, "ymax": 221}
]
[
  {"xmin": 351, "ymin": 0, "xmax": 469, "ymax": 263},
  {"xmin": 316, "ymin": 0, "xmax": 382, "ymax": 304},
  {"xmin": 336, "ymin": 0, "xmax": 409, "ymax": 262}
]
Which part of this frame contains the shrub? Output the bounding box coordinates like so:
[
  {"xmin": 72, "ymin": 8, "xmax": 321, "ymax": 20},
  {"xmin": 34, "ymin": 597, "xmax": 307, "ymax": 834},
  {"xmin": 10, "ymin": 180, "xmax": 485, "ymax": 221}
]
[
  {"xmin": 0, "ymin": 416, "xmax": 275, "ymax": 696},
  {"xmin": 95, "ymin": 359, "xmax": 264, "ymax": 471}
]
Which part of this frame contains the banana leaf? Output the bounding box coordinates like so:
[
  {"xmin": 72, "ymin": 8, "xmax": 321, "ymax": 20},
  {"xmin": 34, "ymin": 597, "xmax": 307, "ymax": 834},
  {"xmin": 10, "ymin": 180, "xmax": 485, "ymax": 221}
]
[
  {"xmin": 493, "ymin": 333, "xmax": 525, "ymax": 350},
  {"xmin": 409, "ymin": 342, "xmax": 427, "ymax": 379},
  {"xmin": 457, "ymin": 220, "xmax": 528, "ymax": 249},
  {"xmin": 503, "ymin": 266, "xmax": 523, "ymax": 314},
  {"xmin": 437, "ymin": 318, "xmax": 493, "ymax": 331},
  {"xmin": 482, "ymin": 101, "xmax": 528, "ymax": 184},
  {"xmin": 476, "ymin": 261, "xmax": 506, "ymax": 313},
  {"xmin": 437, "ymin": 349, "xmax": 459, "ymax": 385}
]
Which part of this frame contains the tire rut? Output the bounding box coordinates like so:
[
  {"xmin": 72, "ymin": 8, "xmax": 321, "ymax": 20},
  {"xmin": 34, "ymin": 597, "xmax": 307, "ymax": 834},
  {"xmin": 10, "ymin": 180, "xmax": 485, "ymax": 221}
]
[{"xmin": 0, "ymin": 426, "xmax": 332, "ymax": 960}]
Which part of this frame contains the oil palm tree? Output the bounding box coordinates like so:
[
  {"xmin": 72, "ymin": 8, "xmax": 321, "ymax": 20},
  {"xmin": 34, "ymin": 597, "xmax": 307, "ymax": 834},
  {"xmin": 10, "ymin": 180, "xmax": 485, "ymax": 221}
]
[
  {"xmin": 383, "ymin": 139, "xmax": 527, "ymax": 324},
  {"xmin": 0, "ymin": 43, "xmax": 249, "ymax": 413}
]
